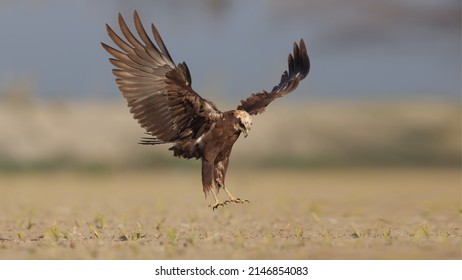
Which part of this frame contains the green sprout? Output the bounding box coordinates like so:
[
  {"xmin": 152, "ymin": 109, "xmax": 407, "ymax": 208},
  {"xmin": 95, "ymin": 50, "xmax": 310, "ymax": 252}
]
[{"xmin": 87, "ymin": 223, "xmax": 100, "ymax": 239}]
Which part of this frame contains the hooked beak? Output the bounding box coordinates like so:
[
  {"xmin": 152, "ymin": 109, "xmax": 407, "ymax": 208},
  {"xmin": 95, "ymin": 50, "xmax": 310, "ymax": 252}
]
[{"xmin": 243, "ymin": 127, "xmax": 250, "ymax": 138}]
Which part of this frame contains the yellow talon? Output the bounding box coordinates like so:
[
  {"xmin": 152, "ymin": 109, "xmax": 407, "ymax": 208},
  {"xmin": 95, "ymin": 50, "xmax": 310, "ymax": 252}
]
[
  {"xmin": 208, "ymin": 201, "xmax": 227, "ymax": 211},
  {"xmin": 225, "ymin": 198, "xmax": 250, "ymax": 204}
]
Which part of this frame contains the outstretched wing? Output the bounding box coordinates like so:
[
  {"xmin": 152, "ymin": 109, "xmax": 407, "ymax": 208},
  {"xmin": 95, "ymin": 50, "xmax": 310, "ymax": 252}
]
[
  {"xmin": 101, "ymin": 11, "xmax": 222, "ymax": 144},
  {"xmin": 237, "ymin": 39, "xmax": 310, "ymax": 115}
]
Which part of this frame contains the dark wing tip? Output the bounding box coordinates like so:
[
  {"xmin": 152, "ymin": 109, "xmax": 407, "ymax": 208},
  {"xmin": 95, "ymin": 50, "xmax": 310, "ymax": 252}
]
[
  {"xmin": 275, "ymin": 38, "xmax": 310, "ymax": 91},
  {"xmin": 116, "ymin": 12, "xmax": 124, "ymax": 27},
  {"xmin": 100, "ymin": 42, "xmax": 113, "ymax": 52},
  {"xmin": 292, "ymin": 41, "xmax": 300, "ymax": 74},
  {"xmin": 238, "ymin": 38, "xmax": 311, "ymax": 115},
  {"xmin": 105, "ymin": 23, "xmax": 116, "ymax": 36},
  {"xmin": 133, "ymin": 10, "xmax": 143, "ymax": 29},
  {"xmin": 297, "ymin": 38, "xmax": 310, "ymax": 78},
  {"xmin": 150, "ymin": 21, "xmax": 173, "ymax": 63}
]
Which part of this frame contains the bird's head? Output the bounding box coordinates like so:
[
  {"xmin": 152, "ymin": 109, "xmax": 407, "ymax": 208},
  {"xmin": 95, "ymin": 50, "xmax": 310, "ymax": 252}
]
[{"xmin": 233, "ymin": 110, "xmax": 252, "ymax": 138}]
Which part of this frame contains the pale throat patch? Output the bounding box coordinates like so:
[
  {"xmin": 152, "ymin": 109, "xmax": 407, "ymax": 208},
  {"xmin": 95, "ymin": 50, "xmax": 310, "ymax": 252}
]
[
  {"xmin": 233, "ymin": 110, "xmax": 252, "ymax": 137},
  {"xmin": 234, "ymin": 110, "xmax": 252, "ymax": 127}
]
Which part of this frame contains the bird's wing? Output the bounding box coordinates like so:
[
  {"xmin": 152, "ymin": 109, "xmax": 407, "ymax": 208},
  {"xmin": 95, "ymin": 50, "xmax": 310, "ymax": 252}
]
[
  {"xmin": 102, "ymin": 11, "xmax": 222, "ymax": 143},
  {"xmin": 237, "ymin": 39, "xmax": 310, "ymax": 115}
]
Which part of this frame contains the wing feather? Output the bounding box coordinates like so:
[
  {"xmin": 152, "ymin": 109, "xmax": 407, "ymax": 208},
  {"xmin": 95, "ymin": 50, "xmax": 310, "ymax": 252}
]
[
  {"xmin": 102, "ymin": 11, "xmax": 222, "ymax": 144},
  {"xmin": 133, "ymin": 12, "xmax": 165, "ymax": 65},
  {"xmin": 150, "ymin": 23, "xmax": 174, "ymax": 64},
  {"xmin": 237, "ymin": 39, "xmax": 310, "ymax": 115}
]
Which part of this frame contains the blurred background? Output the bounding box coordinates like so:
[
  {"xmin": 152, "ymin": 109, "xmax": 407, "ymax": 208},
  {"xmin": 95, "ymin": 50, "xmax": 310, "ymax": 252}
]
[{"xmin": 0, "ymin": 0, "xmax": 460, "ymax": 172}]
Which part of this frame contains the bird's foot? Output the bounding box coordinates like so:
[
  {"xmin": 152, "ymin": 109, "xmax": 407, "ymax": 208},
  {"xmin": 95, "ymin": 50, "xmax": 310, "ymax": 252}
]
[
  {"xmin": 208, "ymin": 201, "xmax": 228, "ymax": 211},
  {"xmin": 224, "ymin": 198, "xmax": 250, "ymax": 205}
]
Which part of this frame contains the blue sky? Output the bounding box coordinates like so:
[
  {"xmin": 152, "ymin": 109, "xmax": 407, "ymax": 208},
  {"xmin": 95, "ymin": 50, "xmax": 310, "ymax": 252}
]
[{"xmin": 0, "ymin": 0, "xmax": 459, "ymax": 101}]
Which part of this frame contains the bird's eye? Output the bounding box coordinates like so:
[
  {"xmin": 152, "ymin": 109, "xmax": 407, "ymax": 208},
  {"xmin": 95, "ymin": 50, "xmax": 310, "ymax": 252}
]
[{"xmin": 239, "ymin": 122, "xmax": 246, "ymax": 129}]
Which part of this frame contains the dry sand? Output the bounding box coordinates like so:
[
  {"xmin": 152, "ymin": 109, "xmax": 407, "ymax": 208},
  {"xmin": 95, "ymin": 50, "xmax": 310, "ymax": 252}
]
[{"xmin": 0, "ymin": 168, "xmax": 460, "ymax": 259}]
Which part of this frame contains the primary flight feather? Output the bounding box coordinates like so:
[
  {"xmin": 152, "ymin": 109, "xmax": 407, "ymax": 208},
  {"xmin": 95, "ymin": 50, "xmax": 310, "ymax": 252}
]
[{"xmin": 102, "ymin": 11, "xmax": 310, "ymax": 210}]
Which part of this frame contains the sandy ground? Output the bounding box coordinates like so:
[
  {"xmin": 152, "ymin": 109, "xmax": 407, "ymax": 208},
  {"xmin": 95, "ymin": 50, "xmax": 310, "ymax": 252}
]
[{"xmin": 0, "ymin": 168, "xmax": 460, "ymax": 259}]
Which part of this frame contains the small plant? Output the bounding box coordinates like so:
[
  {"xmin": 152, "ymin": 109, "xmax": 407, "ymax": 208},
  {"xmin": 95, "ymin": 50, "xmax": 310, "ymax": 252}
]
[
  {"xmin": 26, "ymin": 216, "xmax": 33, "ymax": 230},
  {"xmin": 119, "ymin": 222, "xmax": 145, "ymax": 241},
  {"xmin": 119, "ymin": 228, "xmax": 129, "ymax": 241},
  {"xmin": 321, "ymin": 231, "xmax": 331, "ymax": 246},
  {"xmin": 135, "ymin": 222, "xmax": 143, "ymax": 240},
  {"xmin": 293, "ymin": 226, "xmax": 304, "ymax": 240},
  {"xmin": 382, "ymin": 227, "xmax": 392, "ymax": 241},
  {"xmin": 350, "ymin": 225, "xmax": 361, "ymax": 239},
  {"xmin": 94, "ymin": 214, "xmax": 105, "ymax": 229},
  {"xmin": 437, "ymin": 231, "xmax": 449, "ymax": 242},
  {"xmin": 18, "ymin": 210, "xmax": 35, "ymax": 231},
  {"xmin": 165, "ymin": 227, "xmax": 177, "ymax": 244},
  {"xmin": 46, "ymin": 221, "xmax": 63, "ymax": 241},
  {"xmin": 87, "ymin": 223, "xmax": 100, "ymax": 239},
  {"xmin": 293, "ymin": 226, "xmax": 305, "ymax": 245},
  {"xmin": 264, "ymin": 231, "xmax": 274, "ymax": 245},
  {"xmin": 63, "ymin": 231, "xmax": 71, "ymax": 241},
  {"xmin": 62, "ymin": 230, "xmax": 77, "ymax": 248},
  {"xmin": 419, "ymin": 223, "xmax": 430, "ymax": 239},
  {"xmin": 156, "ymin": 218, "xmax": 165, "ymax": 231}
]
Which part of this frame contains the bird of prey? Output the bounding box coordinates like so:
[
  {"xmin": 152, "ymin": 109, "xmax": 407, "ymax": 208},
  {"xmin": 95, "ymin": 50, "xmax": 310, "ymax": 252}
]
[{"xmin": 102, "ymin": 11, "xmax": 310, "ymax": 210}]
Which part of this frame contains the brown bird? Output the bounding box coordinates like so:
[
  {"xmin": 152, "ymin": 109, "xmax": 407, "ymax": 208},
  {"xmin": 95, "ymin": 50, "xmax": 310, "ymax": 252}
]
[{"xmin": 102, "ymin": 11, "xmax": 310, "ymax": 210}]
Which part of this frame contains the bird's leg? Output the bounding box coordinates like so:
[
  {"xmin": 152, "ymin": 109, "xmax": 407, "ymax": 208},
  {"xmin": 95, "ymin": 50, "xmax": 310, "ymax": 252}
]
[
  {"xmin": 214, "ymin": 157, "xmax": 249, "ymax": 205},
  {"xmin": 208, "ymin": 187, "xmax": 224, "ymax": 211},
  {"xmin": 203, "ymin": 159, "xmax": 226, "ymax": 210},
  {"xmin": 223, "ymin": 185, "xmax": 249, "ymax": 205}
]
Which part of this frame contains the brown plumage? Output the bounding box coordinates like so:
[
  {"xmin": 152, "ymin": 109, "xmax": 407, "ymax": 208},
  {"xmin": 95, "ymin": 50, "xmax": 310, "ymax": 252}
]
[{"xmin": 102, "ymin": 11, "xmax": 310, "ymax": 210}]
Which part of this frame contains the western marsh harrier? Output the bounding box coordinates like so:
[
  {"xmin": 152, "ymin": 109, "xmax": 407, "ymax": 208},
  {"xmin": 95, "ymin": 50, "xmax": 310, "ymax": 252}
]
[{"xmin": 102, "ymin": 11, "xmax": 310, "ymax": 210}]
